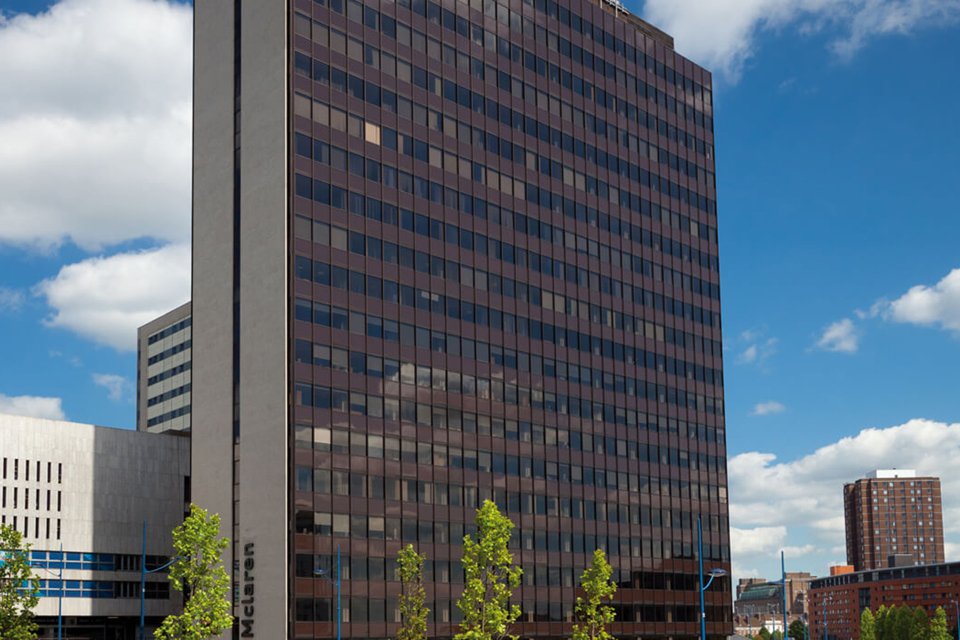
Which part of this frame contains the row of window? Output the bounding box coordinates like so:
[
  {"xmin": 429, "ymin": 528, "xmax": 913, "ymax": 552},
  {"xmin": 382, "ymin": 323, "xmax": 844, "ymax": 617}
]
[
  {"xmin": 297, "ymin": 236, "xmax": 717, "ymax": 377},
  {"xmin": 147, "ymin": 383, "xmax": 191, "ymax": 407},
  {"xmin": 296, "ymin": 469, "xmax": 724, "ymax": 523},
  {"xmin": 1, "ymin": 486, "xmax": 62, "ymax": 511},
  {"xmin": 0, "ymin": 515, "xmax": 61, "ymax": 540},
  {"xmin": 294, "ymin": 593, "xmax": 715, "ymax": 625},
  {"xmin": 294, "ymin": 113, "xmax": 718, "ymax": 274},
  {"xmin": 37, "ymin": 579, "xmax": 168, "ymax": 599},
  {"xmin": 146, "ymin": 316, "xmax": 191, "ymax": 345},
  {"xmin": 293, "ymin": 512, "xmax": 727, "ymax": 562},
  {"xmin": 146, "ymin": 339, "xmax": 191, "ymax": 366},
  {"xmin": 295, "ymin": 14, "xmax": 715, "ymax": 187},
  {"xmin": 147, "ymin": 361, "xmax": 192, "ymax": 387},
  {"xmin": 296, "ymin": 52, "xmax": 716, "ymax": 217},
  {"xmin": 295, "ymin": 212, "xmax": 720, "ymax": 359},
  {"xmin": 295, "ymin": 181, "xmax": 720, "ymax": 327},
  {"xmin": 295, "ymin": 405, "xmax": 721, "ymax": 456},
  {"xmin": 319, "ymin": 0, "xmax": 714, "ymax": 127},
  {"xmin": 30, "ymin": 550, "xmax": 170, "ymax": 572},
  {"xmin": 147, "ymin": 404, "xmax": 191, "ymax": 428},
  {"xmin": 295, "ymin": 414, "xmax": 723, "ymax": 473},
  {"xmin": 293, "ymin": 259, "xmax": 724, "ymax": 411},
  {"xmin": 1, "ymin": 458, "xmax": 63, "ymax": 483},
  {"xmin": 296, "ymin": 334, "xmax": 719, "ymax": 404},
  {"xmin": 297, "ymin": 553, "xmax": 707, "ymax": 593}
]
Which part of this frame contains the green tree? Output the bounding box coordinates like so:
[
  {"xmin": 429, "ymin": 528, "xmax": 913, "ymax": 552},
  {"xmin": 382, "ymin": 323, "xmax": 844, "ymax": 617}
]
[
  {"xmin": 909, "ymin": 606, "xmax": 929, "ymax": 640},
  {"xmin": 757, "ymin": 625, "xmax": 772, "ymax": 640},
  {"xmin": 788, "ymin": 619, "xmax": 807, "ymax": 640},
  {"xmin": 397, "ymin": 544, "xmax": 429, "ymax": 640},
  {"xmin": 875, "ymin": 605, "xmax": 889, "ymax": 640},
  {"xmin": 154, "ymin": 504, "xmax": 233, "ymax": 640},
  {"xmin": 0, "ymin": 524, "xmax": 40, "ymax": 640},
  {"xmin": 929, "ymin": 607, "xmax": 950, "ymax": 640},
  {"xmin": 454, "ymin": 500, "xmax": 523, "ymax": 640},
  {"xmin": 860, "ymin": 608, "xmax": 877, "ymax": 640},
  {"xmin": 572, "ymin": 549, "xmax": 617, "ymax": 640}
]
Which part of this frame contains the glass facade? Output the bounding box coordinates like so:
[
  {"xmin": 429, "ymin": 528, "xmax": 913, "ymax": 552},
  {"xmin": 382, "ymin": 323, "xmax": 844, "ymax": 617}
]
[{"xmin": 287, "ymin": 1, "xmax": 729, "ymax": 639}]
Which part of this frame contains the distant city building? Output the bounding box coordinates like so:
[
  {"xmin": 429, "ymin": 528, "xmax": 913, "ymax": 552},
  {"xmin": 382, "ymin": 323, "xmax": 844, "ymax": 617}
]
[
  {"xmin": 137, "ymin": 301, "xmax": 192, "ymax": 433},
  {"xmin": 733, "ymin": 572, "xmax": 815, "ymax": 636},
  {"xmin": 828, "ymin": 564, "xmax": 855, "ymax": 576},
  {"xmin": 809, "ymin": 561, "xmax": 960, "ymax": 640},
  {"xmin": 844, "ymin": 469, "xmax": 944, "ymax": 571},
  {"xmin": 0, "ymin": 413, "xmax": 189, "ymax": 638},
  {"xmin": 737, "ymin": 577, "xmax": 767, "ymax": 599}
]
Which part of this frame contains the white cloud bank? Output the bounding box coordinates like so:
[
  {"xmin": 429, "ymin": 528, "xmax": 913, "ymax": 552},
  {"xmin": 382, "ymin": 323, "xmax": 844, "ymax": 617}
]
[
  {"xmin": 730, "ymin": 419, "xmax": 960, "ymax": 576},
  {"xmin": 0, "ymin": 0, "xmax": 192, "ymax": 251},
  {"xmin": 884, "ymin": 268, "xmax": 960, "ymax": 334},
  {"xmin": 641, "ymin": 0, "xmax": 960, "ymax": 80},
  {"xmin": 35, "ymin": 243, "xmax": 191, "ymax": 351},
  {"xmin": 0, "ymin": 394, "xmax": 66, "ymax": 420}
]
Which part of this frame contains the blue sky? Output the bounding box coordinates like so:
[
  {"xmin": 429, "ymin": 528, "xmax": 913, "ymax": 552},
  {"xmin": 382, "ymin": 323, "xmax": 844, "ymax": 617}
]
[{"xmin": 0, "ymin": 0, "xmax": 958, "ymax": 584}]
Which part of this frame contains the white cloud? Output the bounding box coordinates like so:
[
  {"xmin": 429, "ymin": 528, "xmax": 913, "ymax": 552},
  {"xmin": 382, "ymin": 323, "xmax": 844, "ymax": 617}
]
[
  {"xmin": 0, "ymin": 394, "xmax": 65, "ymax": 420},
  {"xmin": 734, "ymin": 328, "xmax": 778, "ymax": 367},
  {"xmin": 883, "ymin": 268, "xmax": 960, "ymax": 334},
  {"xmin": 92, "ymin": 373, "xmax": 134, "ymax": 402},
  {"xmin": 0, "ymin": 0, "xmax": 192, "ymax": 251},
  {"xmin": 731, "ymin": 526, "xmax": 787, "ymax": 558},
  {"xmin": 751, "ymin": 401, "xmax": 786, "ymax": 416},
  {"xmin": 35, "ymin": 243, "xmax": 190, "ymax": 351},
  {"xmin": 640, "ymin": 0, "xmax": 960, "ymax": 81},
  {"xmin": 0, "ymin": 286, "xmax": 24, "ymax": 312},
  {"xmin": 816, "ymin": 317, "xmax": 859, "ymax": 353},
  {"xmin": 729, "ymin": 419, "xmax": 960, "ymax": 575}
]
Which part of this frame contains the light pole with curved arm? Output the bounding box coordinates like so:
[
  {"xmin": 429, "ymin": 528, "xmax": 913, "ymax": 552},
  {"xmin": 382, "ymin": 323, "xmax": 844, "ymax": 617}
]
[{"xmin": 698, "ymin": 515, "xmax": 727, "ymax": 640}]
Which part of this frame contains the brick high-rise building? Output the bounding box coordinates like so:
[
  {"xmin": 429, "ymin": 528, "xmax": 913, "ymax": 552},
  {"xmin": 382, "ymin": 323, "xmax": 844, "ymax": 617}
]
[
  {"xmin": 844, "ymin": 469, "xmax": 944, "ymax": 572},
  {"xmin": 191, "ymin": 1, "xmax": 729, "ymax": 639}
]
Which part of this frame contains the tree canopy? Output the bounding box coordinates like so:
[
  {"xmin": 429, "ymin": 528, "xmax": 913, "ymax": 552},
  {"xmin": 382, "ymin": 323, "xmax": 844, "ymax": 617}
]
[
  {"xmin": 154, "ymin": 504, "xmax": 233, "ymax": 640},
  {"xmin": 0, "ymin": 524, "xmax": 40, "ymax": 640},
  {"xmin": 454, "ymin": 500, "xmax": 523, "ymax": 640}
]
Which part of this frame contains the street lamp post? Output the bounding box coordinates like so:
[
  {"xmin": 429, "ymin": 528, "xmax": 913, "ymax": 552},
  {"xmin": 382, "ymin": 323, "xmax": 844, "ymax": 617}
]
[
  {"xmin": 698, "ymin": 516, "xmax": 727, "ymax": 640},
  {"xmin": 314, "ymin": 544, "xmax": 341, "ymax": 640},
  {"xmin": 782, "ymin": 551, "xmax": 789, "ymax": 640},
  {"xmin": 139, "ymin": 521, "xmax": 183, "ymax": 640}
]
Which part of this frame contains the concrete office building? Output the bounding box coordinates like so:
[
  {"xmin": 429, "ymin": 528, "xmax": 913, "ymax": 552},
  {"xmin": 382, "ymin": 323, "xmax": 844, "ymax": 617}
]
[
  {"xmin": 0, "ymin": 414, "xmax": 190, "ymax": 639},
  {"xmin": 137, "ymin": 301, "xmax": 193, "ymax": 433},
  {"xmin": 192, "ymin": 0, "xmax": 728, "ymax": 638},
  {"xmin": 844, "ymin": 469, "xmax": 944, "ymax": 571}
]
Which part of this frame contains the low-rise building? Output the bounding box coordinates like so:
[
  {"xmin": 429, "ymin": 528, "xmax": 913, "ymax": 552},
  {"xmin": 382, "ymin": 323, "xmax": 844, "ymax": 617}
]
[
  {"xmin": 0, "ymin": 413, "xmax": 189, "ymax": 638},
  {"xmin": 809, "ymin": 561, "xmax": 960, "ymax": 640}
]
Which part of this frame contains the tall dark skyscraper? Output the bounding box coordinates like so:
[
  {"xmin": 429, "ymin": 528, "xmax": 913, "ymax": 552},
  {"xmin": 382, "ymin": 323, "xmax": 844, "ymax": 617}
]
[
  {"xmin": 844, "ymin": 469, "xmax": 945, "ymax": 571},
  {"xmin": 191, "ymin": 1, "xmax": 729, "ymax": 639}
]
